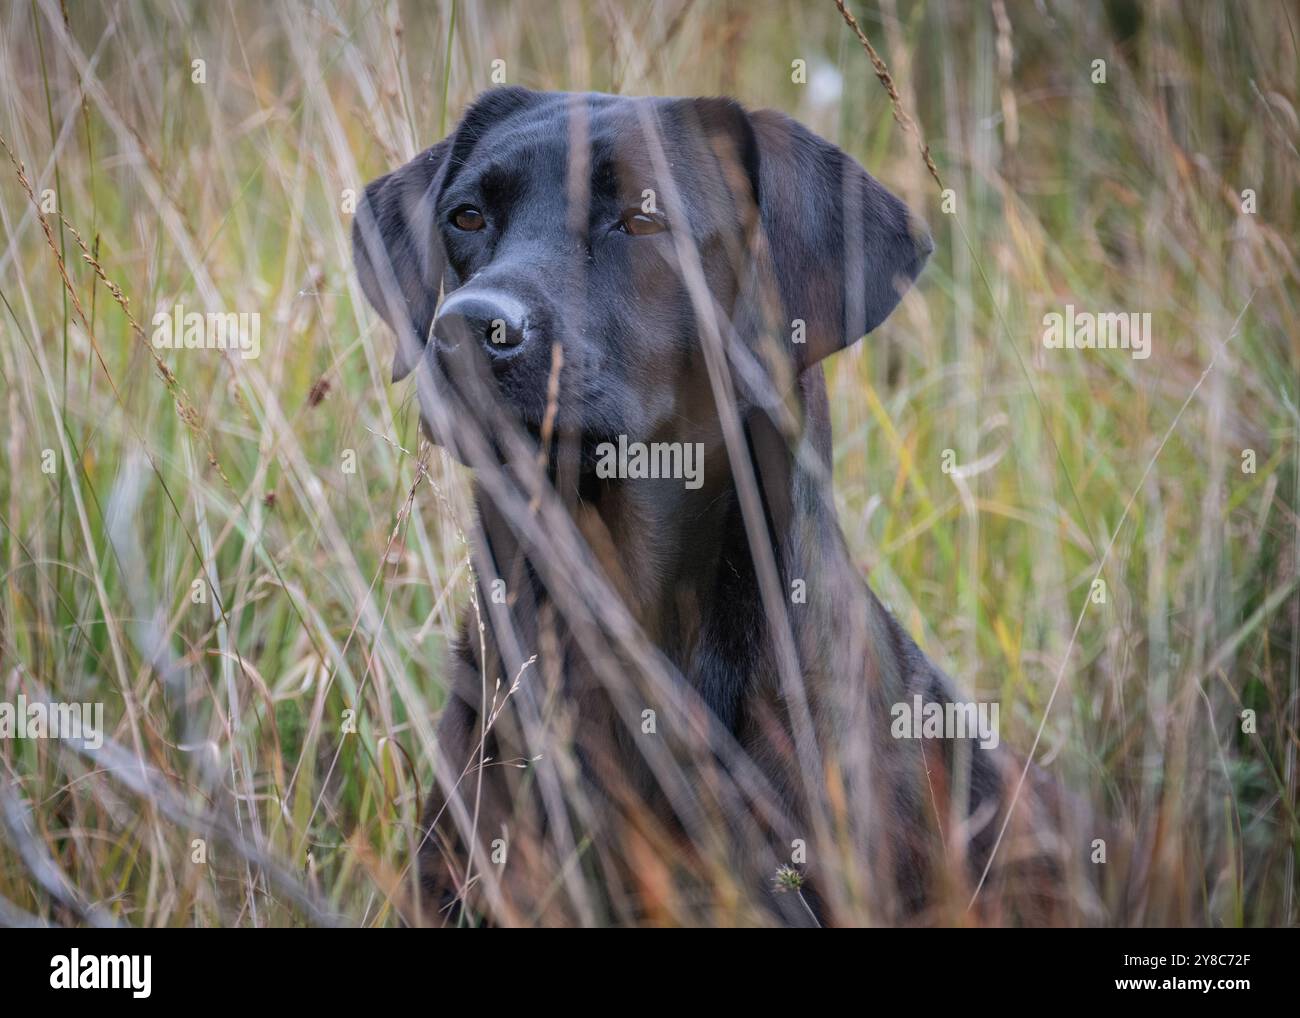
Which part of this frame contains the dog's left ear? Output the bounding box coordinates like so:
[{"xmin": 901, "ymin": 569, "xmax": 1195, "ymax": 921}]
[
  {"xmin": 749, "ymin": 109, "xmax": 933, "ymax": 370},
  {"xmin": 352, "ymin": 140, "xmax": 451, "ymax": 383},
  {"xmin": 353, "ymin": 88, "xmax": 543, "ymax": 383}
]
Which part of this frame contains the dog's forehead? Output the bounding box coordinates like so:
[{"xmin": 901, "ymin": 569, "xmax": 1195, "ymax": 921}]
[
  {"xmin": 466, "ymin": 93, "xmax": 703, "ymax": 191},
  {"xmin": 483, "ymin": 92, "xmax": 650, "ymax": 142}
]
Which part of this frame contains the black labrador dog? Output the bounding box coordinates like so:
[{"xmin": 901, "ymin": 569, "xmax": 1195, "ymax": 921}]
[{"xmin": 353, "ymin": 88, "xmax": 1060, "ymax": 926}]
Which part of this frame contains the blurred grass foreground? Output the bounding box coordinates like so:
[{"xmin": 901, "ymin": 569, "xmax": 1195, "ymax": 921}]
[{"xmin": 0, "ymin": 0, "xmax": 1297, "ymax": 926}]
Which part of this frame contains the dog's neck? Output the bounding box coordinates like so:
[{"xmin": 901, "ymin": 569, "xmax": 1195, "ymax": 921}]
[
  {"xmin": 574, "ymin": 441, "xmax": 747, "ymax": 656},
  {"xmin": 472, "ymin": 402, "xmax": 833, "ymax": 667}
]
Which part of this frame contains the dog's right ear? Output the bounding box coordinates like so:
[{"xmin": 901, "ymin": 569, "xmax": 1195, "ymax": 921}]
[
  {"xmin": 749, "ymin": 108, "xmax": 932, "ymax": 371},
  {"xmin": 352, "ymin": 141, "xmax": 451, "ymax": 383}
]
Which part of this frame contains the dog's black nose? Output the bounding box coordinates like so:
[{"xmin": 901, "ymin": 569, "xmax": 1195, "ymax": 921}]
[{"xmin": 433, "ymin": 292, "xmax": 527, "ymax": 356}]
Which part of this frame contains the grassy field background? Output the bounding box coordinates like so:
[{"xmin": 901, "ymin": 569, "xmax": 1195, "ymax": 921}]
[{"xmin": 0, "ymin": 0, "xmax": 1296, "ymax": 926}]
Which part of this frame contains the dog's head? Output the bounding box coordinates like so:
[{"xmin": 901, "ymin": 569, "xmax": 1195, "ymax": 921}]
[{"xmin": 353, "ymin": 88, "xmax": 931, "ymax": 469}]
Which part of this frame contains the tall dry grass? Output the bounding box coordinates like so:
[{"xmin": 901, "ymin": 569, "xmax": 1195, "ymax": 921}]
[{"xmin": 0, "ymin": 0, "xmax": 1296, "ymax": 926}]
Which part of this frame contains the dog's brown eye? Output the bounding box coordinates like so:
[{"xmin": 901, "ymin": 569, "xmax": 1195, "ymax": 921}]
[
  {"xmin": 618, "ymin": 209, "xmax": 667, "ymax": 236},
  {"xmin": 452, "ymin": 206, "xmax": 485, "ymax": 231}
]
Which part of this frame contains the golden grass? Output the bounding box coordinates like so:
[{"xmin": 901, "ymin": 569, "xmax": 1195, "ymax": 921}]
[{"xmin": 0, "ymin": 0, "xmax": 1296, "ymax": 926}]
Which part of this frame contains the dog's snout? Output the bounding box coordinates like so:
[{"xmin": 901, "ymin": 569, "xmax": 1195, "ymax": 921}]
[{"xmin": 433, "ymin": 291, "xmax": 528, "ymax": 356}]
